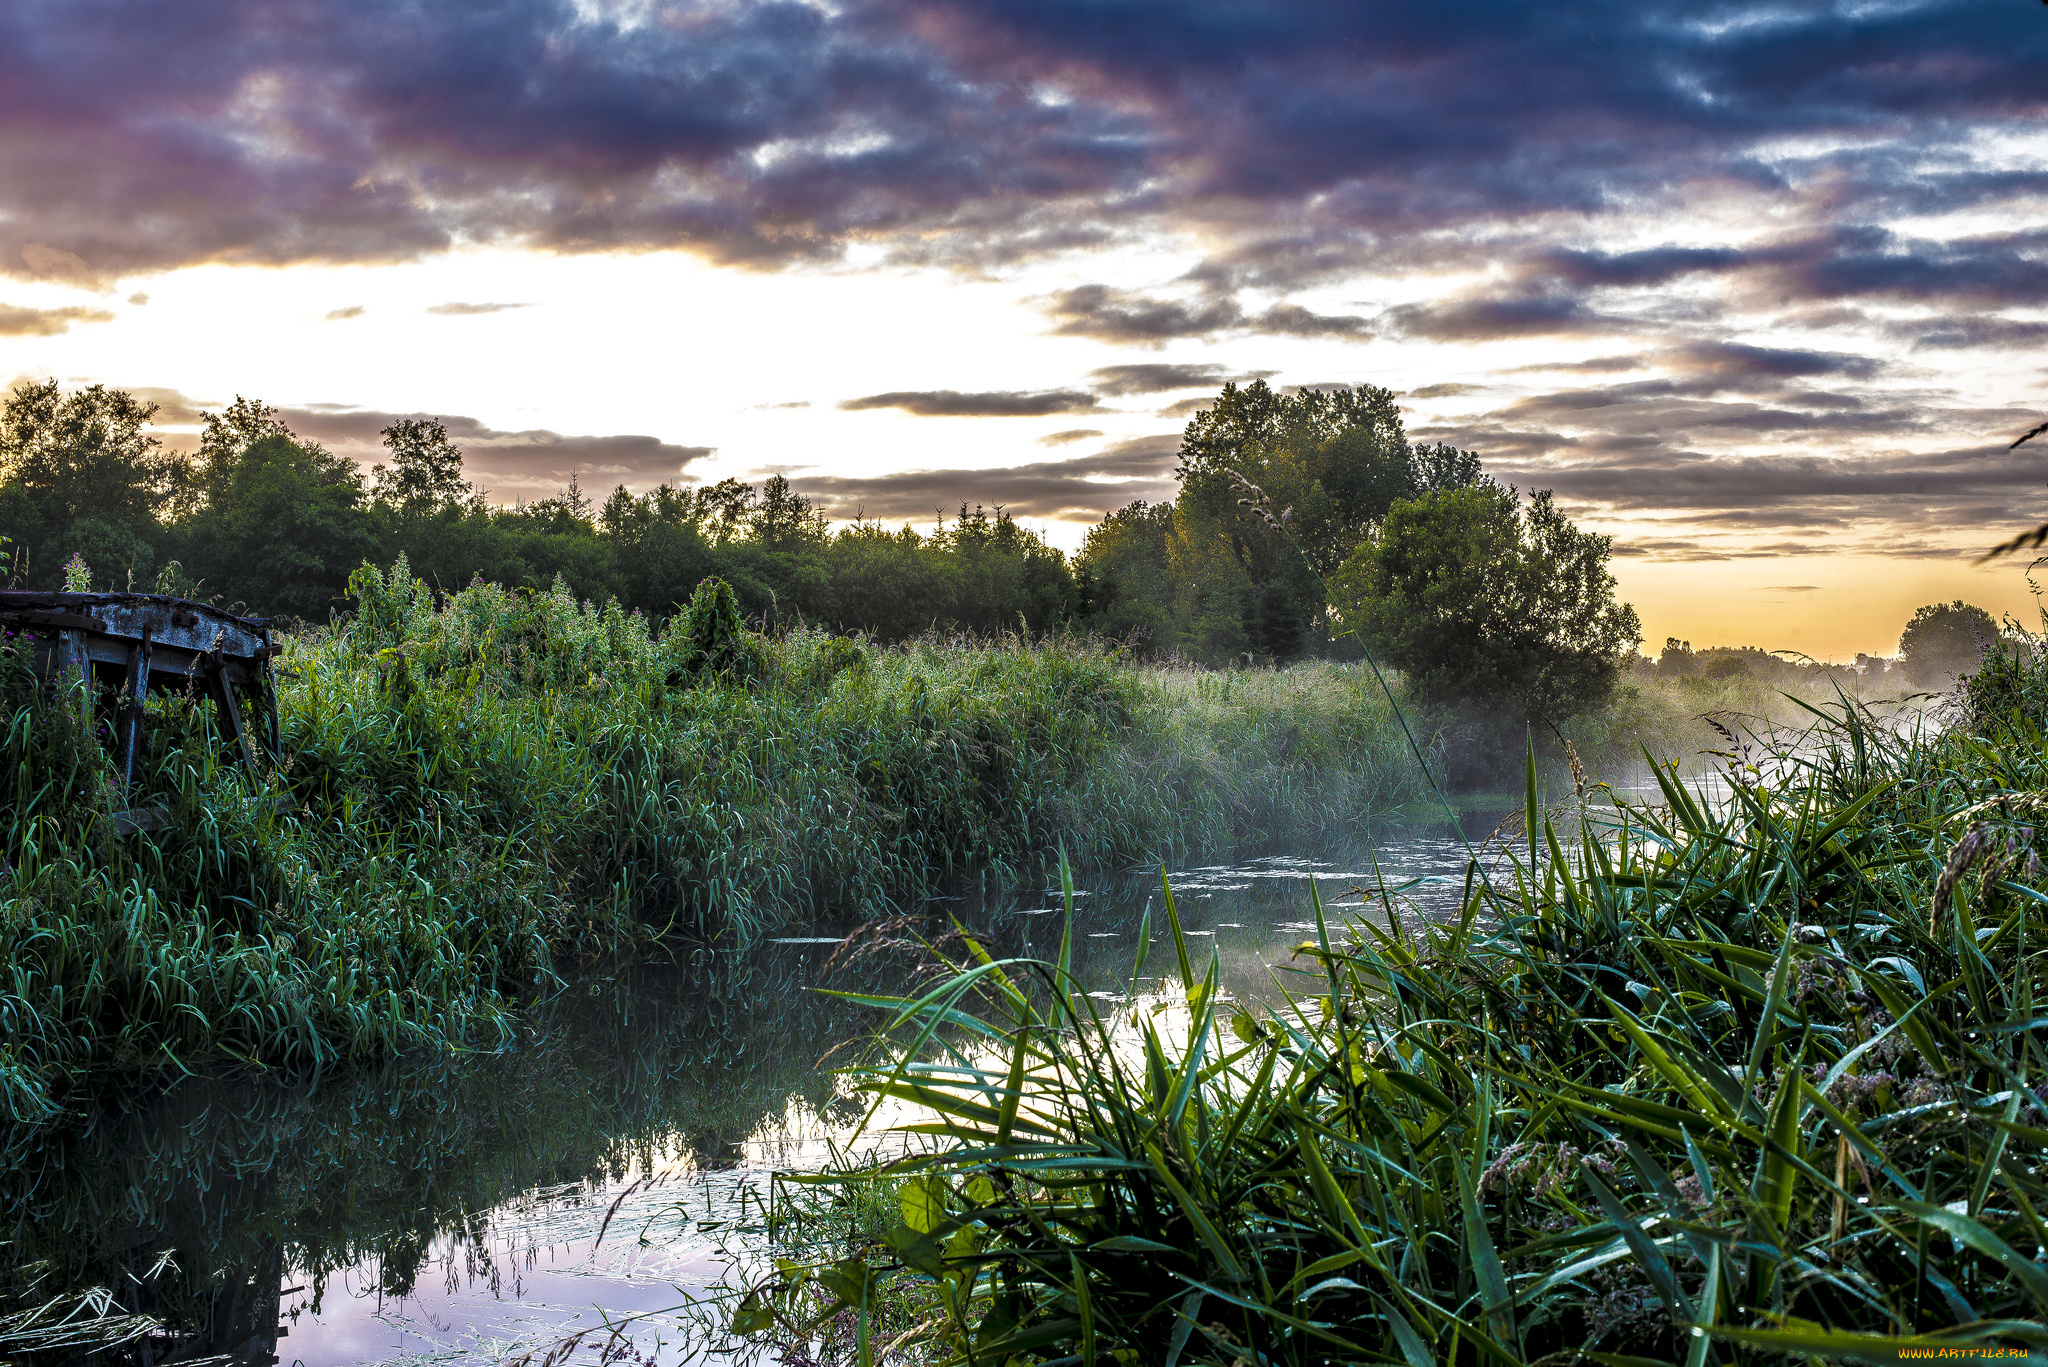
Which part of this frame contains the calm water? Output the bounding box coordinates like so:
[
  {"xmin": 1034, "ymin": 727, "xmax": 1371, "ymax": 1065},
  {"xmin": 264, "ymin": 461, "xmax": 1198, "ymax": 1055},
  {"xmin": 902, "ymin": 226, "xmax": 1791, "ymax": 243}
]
[{"xmin": 4, "ymin": 801, "xmax": 1598, "ymax": 1367}]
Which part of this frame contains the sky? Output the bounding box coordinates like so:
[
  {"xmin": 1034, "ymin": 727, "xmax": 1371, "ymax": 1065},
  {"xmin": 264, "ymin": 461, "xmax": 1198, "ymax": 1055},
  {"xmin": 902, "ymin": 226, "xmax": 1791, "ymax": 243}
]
[{"xmin": 2, "ymin": 0, "xmax": 2046, "ymax": 659}]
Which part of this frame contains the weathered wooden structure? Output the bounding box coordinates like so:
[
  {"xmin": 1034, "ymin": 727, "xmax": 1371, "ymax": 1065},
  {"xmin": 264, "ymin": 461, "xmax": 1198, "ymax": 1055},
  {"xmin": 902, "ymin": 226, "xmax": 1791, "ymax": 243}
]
[{"xmin": 0, "ymin": 592, "xmax": 282, "ymax": 822}]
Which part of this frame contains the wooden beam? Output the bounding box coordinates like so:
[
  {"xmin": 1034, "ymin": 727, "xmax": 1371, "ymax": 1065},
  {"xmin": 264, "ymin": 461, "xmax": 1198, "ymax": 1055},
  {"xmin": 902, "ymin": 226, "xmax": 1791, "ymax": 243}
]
[
  {"xmin": 115, "ymin": 628, "xmax": 152, "ymax": 791},
  {"xmin": 207, "ymin": 651, "xmax": 258, "ymax": 772}
]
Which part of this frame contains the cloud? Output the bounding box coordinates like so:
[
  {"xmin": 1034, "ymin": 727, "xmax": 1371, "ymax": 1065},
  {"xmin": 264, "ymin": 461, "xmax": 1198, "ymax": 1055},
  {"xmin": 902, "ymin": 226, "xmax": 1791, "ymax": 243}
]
[
  {"xmin": 1089, "ymin": 363, "xmax": 1239, "ymax": 396},
  {"xmin": 1156, "ymin": 397, "xmax": 1212, "ymax": 417},
  {"xmin": 791, "ymin": 437, "xmax": 1180, "ymax": 522},
  {"xmin": 126, "ymin": 292, "xmax": 148, "ymax": 306},
  {"xmin": 1407, "ymin": 383, "xmax": 1490, "ymax": 399},
  {"xmin": 125, "ymin": 387, "xmax": 211, "ymax": 424},
  {"xmin": 0, "ymin": 303, "xmax": 115, "ymax": 336},
  {"xmin": 1039, "ymin": 428, "xmax": 1102, "ymax": 445},
  {"xmin": 1900, "ymin": 317, "xmax": 2048, "ymax": 350},
  {"xmin": 325, "ymin": 305, "xmax": 365, "ymax": 320},
  {"xmin": 1661, "ymin": 341, "xmax": 1882, "ymax": 384},
  {"xmin": 754, "ymin": 400, "xmax": 812, "ymax": 410},
  {"xmin": 20, "ymin": 243, "xmax": 104, "ymax": 291},
  {"xmin": 1043, "ymin": 286, "xmax": 1245, "ymax": 344},
  {"xmin": 425, "ymin": 302, "xmax": 533, "ymax": 316},
  {"xmin": 1418, "ymin": 369, "xmax": 2048, "ymax": 558},
  {"xmin": 1504, "ymin": 356, "xmax": 1647, "ymax": 375},
  {"xmin": 274, "ymin": 406, "xmax": 713, "ymax": 496},
  {"xmin": 839, "ymin": 389, "xmax": 1100, "ymax": 416},
  {"xmin": 1384, "ymin": 294, "xmax": 1620, "ymax": 342},
  {"xmin": 1760, "ymin": 585, "xmax": 1824, "ymax": 593},
  {"xmin": 0, "ymin": 0, "xmax": 2032, "ymax": 289},
  {"xmin": 1252, "ymin": 302, "xmax": 1372, "ymax": 339}
]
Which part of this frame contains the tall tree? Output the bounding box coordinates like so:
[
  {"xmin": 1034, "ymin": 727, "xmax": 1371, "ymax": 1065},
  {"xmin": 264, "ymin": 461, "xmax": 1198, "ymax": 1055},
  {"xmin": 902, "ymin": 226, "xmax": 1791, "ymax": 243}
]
[
  {"xmin": 1166, "ymin": 379, "xmax": 1484, "ymax": 662},
  {"xmin": 372, "ymin": 419, "xmax": 473, "ymax": 513}
]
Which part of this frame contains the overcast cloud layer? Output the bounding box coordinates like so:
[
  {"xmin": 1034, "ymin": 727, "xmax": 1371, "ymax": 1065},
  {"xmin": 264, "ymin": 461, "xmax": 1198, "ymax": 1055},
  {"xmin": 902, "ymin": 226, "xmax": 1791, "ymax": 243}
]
[
  {"xmin": 3, "ymin": 0, "xmax": 2045, "ymax": 560},
  {"xmin": 272, "ymin": 406, "xmax": 714, "ymax": 497}
]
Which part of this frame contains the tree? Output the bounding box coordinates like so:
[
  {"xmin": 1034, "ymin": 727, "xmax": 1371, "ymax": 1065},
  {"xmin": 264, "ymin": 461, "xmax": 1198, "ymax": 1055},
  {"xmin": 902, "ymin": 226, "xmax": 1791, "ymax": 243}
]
[
  {"xmin": 748, "ymin": 475, "xmax": 828, "ymax": 552},
  {"xmin": 188, "ymin": 396, "xmax": 296, "ymax": 516},
  {"xmin": 0, "ymin": 380, "xmax": 182, "ymax": 587},
  {"xmin": 1329, "ymin": 483, "xmax": 1642, "ymax": 729},
  {"xmin": 1168, "ymin": 380, "xmax": 1484, "ymax": 662},
  {"xmin": 693, "ymin": 478, "xmax": 757, "ymax": 544},
  {"xmin": 1075, "ymin": 500, "xmax": 1175, "ymax": 642},
  {"xmin": 1898, "ymin": 600, "xmax": 1999, "ymax": 688},
  {"xmin": 372, "ymin": 418, "xmax": 472, "ymax": 513},
  {"xmin": 176, "ymin": 434, "xmax": 377, "ymax": 619}
]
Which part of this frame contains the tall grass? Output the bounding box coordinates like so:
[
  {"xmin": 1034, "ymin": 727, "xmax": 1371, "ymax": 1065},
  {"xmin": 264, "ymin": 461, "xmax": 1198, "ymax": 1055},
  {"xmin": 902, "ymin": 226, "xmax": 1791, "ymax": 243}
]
[
  {"xmin": 0, "ymin": 563, "xmax": 1438, "ymax": 1121},
  {"xmin": 730, "ymin": 683, "xmax": 2048, "ymax": 1364}
]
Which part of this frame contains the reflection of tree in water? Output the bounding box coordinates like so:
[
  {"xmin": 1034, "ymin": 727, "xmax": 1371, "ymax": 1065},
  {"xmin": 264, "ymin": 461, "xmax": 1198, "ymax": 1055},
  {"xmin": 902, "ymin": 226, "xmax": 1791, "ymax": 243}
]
[{"xmin": 0, "ymin": 953, "xmax": 876, "ymax": 1366}]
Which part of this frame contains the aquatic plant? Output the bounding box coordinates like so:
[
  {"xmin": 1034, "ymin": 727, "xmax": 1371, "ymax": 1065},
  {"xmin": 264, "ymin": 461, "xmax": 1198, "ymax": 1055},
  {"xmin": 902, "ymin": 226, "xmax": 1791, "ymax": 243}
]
[{"xmin": 735, "ymin": 690, "xmax": 2048, "ymax": 1364}]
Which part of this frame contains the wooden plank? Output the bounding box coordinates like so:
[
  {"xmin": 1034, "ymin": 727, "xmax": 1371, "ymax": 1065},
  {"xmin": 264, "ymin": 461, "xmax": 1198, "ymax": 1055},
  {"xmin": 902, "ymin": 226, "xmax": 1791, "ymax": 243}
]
[
  {"xmin": 207, "ymin": 652, "xmax": 259, "ymax": 772},
  {"xmin": 115, "ymin": 629, "xmax": 152, "ymax": 791},
  {"xmin": 57, "ymin": 628, "xmax": 90, "ymax": 746}
]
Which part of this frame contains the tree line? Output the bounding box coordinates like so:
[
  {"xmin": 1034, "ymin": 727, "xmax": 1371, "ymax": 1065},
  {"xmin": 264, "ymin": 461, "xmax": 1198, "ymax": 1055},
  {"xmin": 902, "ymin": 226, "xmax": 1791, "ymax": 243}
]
[{"xmin": 1, "ymin": 375, "xmax": 1654, "ymax": 731}]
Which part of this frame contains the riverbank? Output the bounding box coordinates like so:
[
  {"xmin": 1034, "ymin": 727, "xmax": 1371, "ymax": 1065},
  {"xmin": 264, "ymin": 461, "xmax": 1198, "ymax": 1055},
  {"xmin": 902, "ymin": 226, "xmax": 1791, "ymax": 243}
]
[
  {"xmin": 738, "ymin": 651, "xmax": 2048, "ymax": 1362},
  {"xmin": 0, "ymin": 566, "xmax": 1450, "ymax": 1124}
]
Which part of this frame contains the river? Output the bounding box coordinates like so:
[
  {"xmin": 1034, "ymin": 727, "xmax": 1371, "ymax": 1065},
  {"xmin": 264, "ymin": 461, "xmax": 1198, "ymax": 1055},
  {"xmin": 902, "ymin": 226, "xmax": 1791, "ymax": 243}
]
[{"xmin": 3, "ymin": 797, "xmax": 1611, "ymax": 1367}]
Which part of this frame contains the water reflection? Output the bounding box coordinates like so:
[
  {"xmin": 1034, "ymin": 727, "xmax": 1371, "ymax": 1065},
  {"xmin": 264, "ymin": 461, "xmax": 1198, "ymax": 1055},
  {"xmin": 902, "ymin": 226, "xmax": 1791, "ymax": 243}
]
[{"xmin": 0, "ymin": 954, "xmax": 879, "ymax": 1367}]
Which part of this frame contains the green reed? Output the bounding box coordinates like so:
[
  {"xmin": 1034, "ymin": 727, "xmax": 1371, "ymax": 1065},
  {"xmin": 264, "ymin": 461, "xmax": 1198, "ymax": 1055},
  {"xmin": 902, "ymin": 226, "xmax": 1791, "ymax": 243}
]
[
  {"xmin": 0, "ymin": 563, "xmax": 1439, "ymax": 1120},
  {"xmin": 730, "ymin": 685, "xmax": 2048, "ymax": 1365}
]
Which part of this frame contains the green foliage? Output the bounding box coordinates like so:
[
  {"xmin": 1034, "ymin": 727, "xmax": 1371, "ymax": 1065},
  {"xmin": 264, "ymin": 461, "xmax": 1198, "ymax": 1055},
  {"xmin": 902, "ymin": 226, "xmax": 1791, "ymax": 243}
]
[
  {"xmin": 1331, "ymin": 483, "xmax": 1643, "ymax": 729},
  {"xmin": 763, "ymin": 684, "xmax": 2048, "ymax": 1365},
  {"xmin": 1132, "ymin": 380, "xmax": 1485, "ymax": 665},
  {"xmin": 371, "ymin": 417, "xmax": 474, "ymax": 514},
  {"xmin": 1898, "ymin": 599, "xmax": 2000, "ymax": 689},
  {"xmin": 176, "ymin": 433, "xmax": 377, "ymax": 619},
  {"xmin": 0, "ymin": 560, "xmax": 1443, "ymax": 1112},
  {"xmin": 0, "ymin": 379, "xmax": 179, "ymax": 588},
  {"xmin": 671, "ymin": 576, "xmax": 769, "ymax": 682}
]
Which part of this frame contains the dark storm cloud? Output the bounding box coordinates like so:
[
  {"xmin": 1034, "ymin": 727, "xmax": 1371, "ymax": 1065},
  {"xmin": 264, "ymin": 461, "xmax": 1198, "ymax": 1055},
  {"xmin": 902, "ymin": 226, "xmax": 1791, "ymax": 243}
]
[
  {"xmin": 0, "ymin": 0, "xmax": 2035, "ymax": 284},
  {"xmin": 277, "ymin": 407, "xmax": 713, "ymax": 495},
  {"xmin": 0, "ymin": 303, "xmax": 114, "ymax": 336},
  {"xmin": 789, "ymin": 441, "xmax": 1178, "ymax": 522},
  {"xmin": 839, "ymin": 389, "xmax": 1100, "ymax": 416}
]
